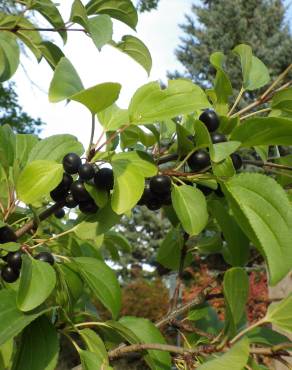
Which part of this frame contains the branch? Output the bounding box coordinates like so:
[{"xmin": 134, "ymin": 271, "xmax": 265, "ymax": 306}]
[
  {"xmin": 243, "ymin": 159, "xmax": 292, "ymax": 171},
  {"xmin": 0, "ymin": 26, "xmax": 86, "ymax": 33},
  {"xmin": 15, "ymin": 201, "xmax": 65, "ymax": 239}
]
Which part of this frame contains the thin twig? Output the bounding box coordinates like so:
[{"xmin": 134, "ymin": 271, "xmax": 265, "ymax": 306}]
[
  {"xmin": 87, "ymin": 113, "xmax": 96, "ymax": 161},
  {"xmin": 260, "ymin": 64, "xmax": 292, "ymax": 101},
  {"xmin": 228, "ymin": 87, "xmax": 245, "ymax": 117},
  {"xmin": 240, "ymin": 107, "xmax": 271, "ymax": 121},
  {"xmin": 0, "ymin": 26, "xmax": 86, "ymax": 32},
  {"xmin": 243, "ymin": 159, "xmax": 292, "ymax": 171},
  {"xmin": 95, "ymin": 124, "xmax": 130, "ymax": 153}
]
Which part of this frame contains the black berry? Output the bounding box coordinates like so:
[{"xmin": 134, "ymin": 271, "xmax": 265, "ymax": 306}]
[
  {"xmin": 94, "ymin": 168, "xmax": 114, "ymax": 191},
  {"xmin": 1, "ymin": 265, "xmax": 19, "ymax": 283},
  {"xmin": 210, "ymin": 132, "xmax": 227, "ymax": 144},
  {"xmin": 197, "ymin": 184, "xmax": 213, "ymax": 196},
  {"xmin": 65, "ymin": 194, "xmax": 78, "ymax": 208},
  {"xmin": 150, "ymin": 175, "xmax": 171, "ymax": 195},
  {"xmin": 199, "ymin": 110, "xmax": 220, "ymax": 132},
  {"xmin": 78, "ymin": 163, "xmax": 95, "ymax": 180},
  {"xmin": 62, "ymin": 153, "xmax": 82, "ymax": 174},
  {"xmin": 231, "ymin": 153, "xmax": 243, "ymax": 170},
  {"xmin": 50, "ymin": 173, "xmax": 73, "ymax": 202},
  {"xmin": 138, "ymin": 187, "xmax": 152, "ymax": 206},
  {"xmin": 54, "ymin": 208, "xmax": 65, "ymax": 219},
  {"xmin": 0, "ymin": 226, "xmax": 17, "ymax": 244},
  {"xmin": 146, "ymin": 197, "xmax": 163, "ymax": 211},
  {"xmin": 70, "ymin": 180, "xmax": 91, "ymax": 202},
  {"xmin": 161, "ymin": 192, "xmax": 172, "ymax": 206},
  {"xmin": 79, "ymin": 200, "xmax": 99, "ymax": 214},
  {"xmin": 187, "ymin": 150, "xmax": 210, "ymax": 171},
  {"xmin": 6, "ymin": 251, "xmax": 22, "ymax": 271},
  {"xmin": 35, "ymin": 252, "xmax": 54, "ymax": 265}
]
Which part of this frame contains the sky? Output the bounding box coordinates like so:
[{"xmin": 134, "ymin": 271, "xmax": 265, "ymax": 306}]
[
  {"xmin": 11, "ymin": 0, "xmax": 292, "ymax": 150},
  {"xmin": 12, "ymin": 0, "xmax": 191, "ymax": 149}
]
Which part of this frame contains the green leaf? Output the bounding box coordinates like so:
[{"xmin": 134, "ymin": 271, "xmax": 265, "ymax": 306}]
[
  {"xmin": 104, "ymin": 231, "xmax": 132, "ymax": 253},
  {"xmin": 86, "ymin": 0, "xmax": 138, "ymax": 30},
  {"xmin": 79, "ymin": 350, "xmax": 112, "ymax": 370},
  {"xmin": 97, "ymin": 104, "xmax": 129, "ymax": 132},
  {"xmin": 16, "ymin": 160, "xmax": 63, "ymax": 204},
  {"xmin": 79, "ymin": 329, "xmax": 108, "ymax": 364},
  {"xmin": 12, "ymin": 316, "xmax": 59, "ymax": 370},
  {"xmin": 28, "ymin": 134, "xmax": 84, "ymax": 163},
  {"xmin": 271, "ymin": 87, "xmax": 292, "ymax": 112},
  {"xmin": 0, "ymin": 339, "xmax": 13, "ymax": 370},
  {"xmin": 57, "ymin": 264, "xmax": 83, "ymax": 308},
  {"xmin": 39, "ymin": 41, "xmax": 65, "ymax": 70},
  {"xmin": 233, "ymin": 44, "xmax": 270, "ymax": 90},
  {"xmin": 197, "ymin": 338, "xmax": 249, "ymax": 370},
  {"xmin": 212, "ymin": 157, "xmax": 236, "ymax": 178},
  {"xmin": 265, "ymin": 295, "xmax": 292, "ymax": 332},
  {"xmin": 230, "ymin": 117, "xmax": 292, "ymax": 146},
  {"xmin": 194, "ymin": 119, "xmax": 212, "ymax": 148},
  {"xmin": 171, "ymin": 185, "xmax": 208, "ymax": 236},
  {"xmin": 129, "ymin": 80, "xmax": 211, "ymax": 124},
  {"xmin": 0, "ymin": 242, "xmax": 20, "ymax": 252},
  {"xmin": 49, "ymin": 57, "xmax": 84, "ymax": 102},
  {"xmin": 71, "ymin": 82, "xmax": 121, "ymax": 114},
  {"xmin": 157, "ymin": 228, "xmax": 184, "ymax": 270},
  {"xmin": 274, "ymin": 154, "xmax": 292, "ymax": 187},
  {"xmin": 209, "ymin": 200, "xmax": 249, "ymax": 266},
  {"xmin": 210, "ymin": 141, "xmax": 241, "ymax": 163},
  {"xmin": 85, "ymin": 201, "xmax": 121, "ymax": 235},
  {"xmin": 223, "ymin": 267, "xmax": 249, "ymax": 336},
  {"xmin": 119, "ymin": 316, "xmax": 172, "ymax": 370},
  {"xmin": 30, "ymin": 0, "xmax": 67, "ymax": 43},
  {"xmin": 73, "ymin": 257, "xmax": 121, "ymax": 319},
  {"xmin": 88, "ymin": 15, "xmax": 113, "ymax": 50},
  {"xmin": 111, "ymin": 35, "xmax": 152, "ymax": 75},
  {"xmin": 70, "ymin": 0, "xmax": 89, "ymax": 30},
  {"xmin": 0, "ymin": 32, "xmax": 20, "ymax": 82},
  {"xmin": 0, "ymin": 124, "xmax": 15, "ymax": 171},
  {"xmin": 17, "ymin": 256, "xmax": 56, "ymax": 312},
  {"xmin": 85, "ymin": 183, "xmax": 108, "ymax": 208},
  {"xmin": 0, "ymin": 290, "xmax": 49, "ymax": 346},
  {"xmin": 15, "ymin": 134, "xmax": 38, "ymax": 170},
  {"xmin": 224, "ymin": 173, "xmax": 292, "ymax": 285},
  {"xmin": 247, "ymin": 327, "xmax": 291, "ymax": 346},
  {"xmin": 210, "ymin": 52, "xmax": 232, "ymax": 115}
]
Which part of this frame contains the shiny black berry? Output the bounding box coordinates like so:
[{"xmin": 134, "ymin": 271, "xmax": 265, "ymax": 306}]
[
  {"xmin": 161, "ymin": 192, "xmax": 172, "ymax": 206},
  {"xmin": 0, "ymin": 226, "xmax": 17, "ymax": 244},
  {"xmin": 197, "ymin": 184, "xmax": 213, "ymax": 196},
  {"xmin": 6, "ymin": 251, "xmax": 22, "ymax": 271},
  {"xmin": 146, "ymin": 197, "xmax": 163, "ymax": 211},
  {"xmin": 62, "ymin": 153, "xmax": 82, "ymax": 174},
  {"xmin": 199, "ymin": 110, "xmax": 220, "ymax": 132},
  {"xmin": 1, "ymin": 265, "xmax": 19, "ymax": 283},
  {"xmin": 210, "ymin": 132, "xmax": 227, "ymax": 144},
  {"xmin": 231, "ymin": 153, "xmax": 243, "ymax": 170},
  {"xmin": 78, "ymin": 163, "xmax": 95, "ymax": 180},
  {"xmin": 94, "ymin": 168, "xmax": 114, "ymax": 191},
  {"xmin": 35, "ymin": 252, "xmax": 54, "ymax": 265},
  {"xmin": 65, "ymin": 194, "xmax": 78, "ymax": 209},
  {"xmin": 50, "ymin": 173, "xmax": 73, "ymax": 202},
  {"xmin": 70, "ymin": 180, "xmax": 91, "ymax": 202},
  {"xmin": 54, "ymin": 208, "xmax": 65, "ymax": 219},
  {"xmin": 138, "ymin": 187, "xmax": 152, "ymax": 206},
  {"xmin": 187, "ymin": 150, "xmax": 210, "ymax": 171},
  {"xmin": 150, "ymin": 175, "xmax": 171, "ymax": 195},
  {"xmin": 79, "ymin": 200, "xmax": 99, "ymax": 214}
]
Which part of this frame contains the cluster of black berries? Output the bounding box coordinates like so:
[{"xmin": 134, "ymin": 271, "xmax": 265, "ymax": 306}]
[
  {"xmin": 138, "ymin": 175, "xmax": 172, "ymax": 210},
  {"xmin": 0, "ymin": 226, "xmax": 54, "ymax": 283},
  {"xmin": 50, "ymin": 153, "xmax": 114, "ymax": 215},
  {"xmin": 187, "ymin": 110, "xmax": 243, "ymax": 172}
]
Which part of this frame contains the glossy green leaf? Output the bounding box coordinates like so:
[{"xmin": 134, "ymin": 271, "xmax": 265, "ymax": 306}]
[
  {"xmin": 171, "ymin": 185, "xmax": 208, "ymax": 236},
  {"xmin": 28, "ymin": 134, "xmax": 84, "ymax": 163},
  {"xmin": 88, "ymin": 15, "xmax": 113, "ymax": 50},
  {"xmin": 73, "ymin": 257, "xmax": 121, "ymax": 318},
  {"xmin": 12, "ymin": 316, "xmax": 59, "ymax": 370},
  {"xmin": 157, "ymin": 228, "xmax": 184, "ymax": 270},
  {"xmin": 0, "ymin": 124, "xmax": 15, "ymax": 171},
  {"xmin": 271, "ymin": 87, "xmax": 292, "ymax": 112},
  {"xmin": 79, "ymin": 329, "xmax": 108, "ymax": 364},
  {"xmin": 129, "ymin": 80, "xmax": 211, "ymax": 124},
  {"xmin": 57, "ymin": 264, "xmax": 83, "ymax": 308},
  {"xmin": 111, "ymin": 35, "xmax": 152, "ymax": 75},
  {"xmin": 86, "ymin": 0, "xmax": 138, "ymax": 30},
  {"xmin": 49, "ymin": 57, "xmax": 84, "ymax": 102},
  {"xmin": 119, "ymin": 316, "xmax": 172, "ymax": 370},
  {"xmin": 71, "ymin": 82, "xmax": 121, "ymax": 114},
  {"xmin": 17, "ymin": 160, "xmax": 63, "ymax": 204},
  {"xmin": 198, "ymin": 338, "xmax": 249, "ymax": 370},
  {"xmin": 39, "ymin": 41, "xmax": 65, "ymax": 70},
  {"xmin": 209, "ymin": 200, "xmax": 249, "ymax": 266},
  {"xmin": 194, "ymin": 119, "xmax": 212, "ymax": 148},
  {"xmin": 265, "ymin": 295, "xmax": 292, "ymax": 332},
  {"xmin": 224, "ymin": 173, "xmax": 292, "ymax": 285},
  {"xmin": 79, "ymin": 350, "xmax": 112, "ymax": 370},
  {"xmin": 0, "ymin": 290, "xmax": 49, "ymax": 346},
  {"xmin": 212, "ymin": 157, "xmax": 236, "ymax": 178},
  {"xmin": 17, "ymin": 255, "xmax": 57, "ymax": 312},
  {"xmin": 97, "ymin": 104, "xmax": 129, "ymax": 131},
  {"xmin": 15, "ymin": 134, "xmax": 38, "ymax": 169},
  {"xmin": 230, "ymin": 117, "xmax": 292, "ymax": 146},
  {"xmin": 210, "ymin": 141, "xmax": 241, "ymax": 163},
  {"xmin": 0, "ymin": 32, "xmax": 20, "ymax": 82},
  {"xmin": 223, "ymin": 268, "xmax": 249, "ymax": 336},
  {"xmin": 70, "ymin": 0, "xmax": 89, "ymax": 30}
]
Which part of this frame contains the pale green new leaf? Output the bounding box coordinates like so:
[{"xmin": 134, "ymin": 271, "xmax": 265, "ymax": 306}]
[
  {"xmin": 271, "ymin": 87, "xmax": 292, "ymax": 112},
  {"xmin": 79, "ymin": 329, "xmax": 108, "ymax": 364},
  {"xmin": 197, "ymin": 338, "xmax": 249, "ymax": 370},
  {"xmin": 70, "ymin": 0, "xmax": 89, "ymax": 30},
  {"xmin": 88, "ymin": 15, "xmax": 113, "ymax": 50},
  {"xmin": 17, "ymin": 256, "xmax": 57, "ymax": 312},
  {"xmin": 73, "ymin": 257, "xmax": 121, "ymax": 319},
  {"xmin": 129, "ymin": 80, "xmax": 211, "ymax": 124},
  {"xmin": 97, "ymin": 104, "xmax": 129, "ymax": 131},
  {"xmin": 265, "ymin": 295, "xmax": 292, "ymax": 332},
  {"xmin": 157, "ymin": 228, "xmax": 184, "ymax": 270},
  {"xmin": 210, "ymin": 141, "xmax": 241, "ymax": 163},
  {"xmin": 38, "ymin": 41, "xmax": 65, "ymax": 70},
  {"xmin": 0, "ymin": 32, "xmax": 20, "ymax": 82},
  {"xmin": 79, "ymin": 350, "xmax": 112, "ymax": 370},
  {"xmin": 17, "ymin": 160, "xmax": 63, "ymax": 204},
  {"xmin": 111, "ymin": 35, "xmax": 152, "ymax": 75},
  {"xmin": 224, "ymin": 173, "xmax": 292, "ymax": 285},
  {"xmin": 171, "ymin": 185, "xmax": 208, "ymax": 236}
]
